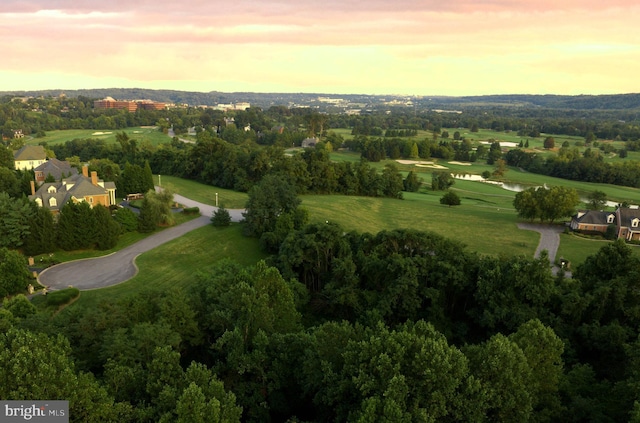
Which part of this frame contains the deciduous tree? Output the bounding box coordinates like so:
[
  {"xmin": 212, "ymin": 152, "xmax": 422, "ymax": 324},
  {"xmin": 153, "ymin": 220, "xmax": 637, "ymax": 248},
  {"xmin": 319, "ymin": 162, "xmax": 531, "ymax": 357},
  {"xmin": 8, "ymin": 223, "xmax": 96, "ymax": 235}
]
[
  {"xmin": 587, "ymin": 190, "xmax": 607, "ymax": 210},
  {"xmin": 440, "ymin": 190, "xmax": 461, "ymax": 207},
  {"xmin": 431, "ymin": 170, "xmax": 454, "ymax": 191},
  {"xmin": 242, "ymin": 174, "xmax": 300, "ymax": 237}
]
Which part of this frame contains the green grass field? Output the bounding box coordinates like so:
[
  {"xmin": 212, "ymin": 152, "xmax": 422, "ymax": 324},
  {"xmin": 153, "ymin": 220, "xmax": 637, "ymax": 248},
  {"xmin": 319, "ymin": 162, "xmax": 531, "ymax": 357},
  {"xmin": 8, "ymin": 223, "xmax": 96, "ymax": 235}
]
[
  {"xmin": 157, "ymin": 172, "xmax": 640, "ymax": 265},
  {"xmin": 300, "ymin": 184, "xmax": 537, "ymax": 257},
  {"xmin": 26, "ymin": 127, "xmax": 172, "ymax": 147},
  {"xmin": 555, "ymin": 232, "xmax": 613, "ymax": 268},
  {"xmin": 73, "ymin": 224, "xmax": 267, "ymax": 309},
  {"xmin": 154, "ymin": 175, "xmax": 249, "ymax": 209}
]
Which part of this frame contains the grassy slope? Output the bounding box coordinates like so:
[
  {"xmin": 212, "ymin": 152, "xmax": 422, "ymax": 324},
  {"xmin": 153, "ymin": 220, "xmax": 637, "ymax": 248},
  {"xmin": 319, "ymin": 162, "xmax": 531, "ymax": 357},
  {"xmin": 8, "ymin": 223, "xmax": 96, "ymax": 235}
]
[
  {"xmin": 75, "ymin": 224, "xmax": 266, "ymax": 308},
  {"xmin": 301, "ymin": 182, "xmax": 538, "ymax": 257},
  {"xmin": 154, "ymin": 175, "xmax": 249, "ymax": 209}
]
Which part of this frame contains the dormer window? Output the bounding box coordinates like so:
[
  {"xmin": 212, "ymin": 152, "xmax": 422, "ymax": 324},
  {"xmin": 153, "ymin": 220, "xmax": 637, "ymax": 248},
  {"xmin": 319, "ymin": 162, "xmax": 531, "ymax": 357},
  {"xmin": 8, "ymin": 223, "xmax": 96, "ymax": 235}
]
[
  {"xmin": 632, "ymin": 218, "xmax": 639, "ymax": 228},
  {"xmin": 47, "ymin": 186, "xmax": 57, "ymax": 193},
  {"xmin": 35, "ymin": 198, "xmax": 42, "ymax": 207},
  {"xmin": 49, "ymin": 197, "xmax": 57, "ymax": 207},
  {"xmin": 607, "ymin": 214, "xmax": 615, "ymax": 224}
]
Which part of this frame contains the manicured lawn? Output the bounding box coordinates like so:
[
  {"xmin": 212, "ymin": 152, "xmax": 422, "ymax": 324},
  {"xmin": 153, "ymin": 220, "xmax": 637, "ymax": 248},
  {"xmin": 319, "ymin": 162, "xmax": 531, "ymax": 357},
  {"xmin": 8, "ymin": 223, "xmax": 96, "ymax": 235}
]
[
  {"xmin": 555, "ymin": 233, "xmax": 613, "ymax": 269},
  {"xmin": 300, "ymin": 185, "xmax": 538, "ymax": 258},
  {"xmin": 72, "ymin": 224, "xmax": 267, "ymax": 309},
  {"xmin": 153, "ymin": 175, "xmax": 249, "ymax": 209},
  {"xmin": 556, "ymin": 232, "xmax": 640, "ymax": 266},
  {"xmin": 26, "ymin": 127, "xmax": 172, "ymax": 147},
  {"xmin": 153, "ymin": 174, "xmax": 633, "ymax": 264}
]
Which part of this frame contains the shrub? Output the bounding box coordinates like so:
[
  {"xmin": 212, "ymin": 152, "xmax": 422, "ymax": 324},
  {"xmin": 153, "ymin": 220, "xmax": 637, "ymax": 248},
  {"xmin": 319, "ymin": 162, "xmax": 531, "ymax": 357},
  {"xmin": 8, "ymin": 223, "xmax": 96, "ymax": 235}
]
[
  {"xmin": 43, "ymin": 288, "xmax": 80, "ymax": 307},
  {"xmin": 440, "ymin": 190, "xmax": 461, "ymax": 207},
  {"xmin": 182, "ymin": 207, "xmax": 200, "ymax": 215},
  {"xmin": 114, "ymin": 207, "xmax": 138, "ymax": 233},
  {"xmin": 211, "ymin": 205, "xmax": 231, "ymax": 227}
]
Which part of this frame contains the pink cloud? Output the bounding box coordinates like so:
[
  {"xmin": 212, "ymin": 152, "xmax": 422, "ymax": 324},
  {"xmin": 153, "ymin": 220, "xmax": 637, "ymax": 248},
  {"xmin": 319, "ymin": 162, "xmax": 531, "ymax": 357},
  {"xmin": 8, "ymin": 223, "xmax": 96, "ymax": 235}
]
[
  {"xmin": 0, "ymin": 0, "xmax": 639, "ymax": 94},
  {"xmin": 1, "ymin": 0, "xmax": 637, "ymax": 16}
]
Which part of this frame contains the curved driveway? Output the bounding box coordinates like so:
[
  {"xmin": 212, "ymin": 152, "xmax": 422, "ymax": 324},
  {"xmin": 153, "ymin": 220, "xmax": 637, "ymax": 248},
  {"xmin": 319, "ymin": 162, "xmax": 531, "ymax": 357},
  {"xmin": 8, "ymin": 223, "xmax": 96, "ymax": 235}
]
[
  {"xmin": 517, "ymin": 223, "xmax": 563, "ymax": 262},
  {"xmin": 38, "ymin": 196, "xmax": 245, "ymax": 291}
]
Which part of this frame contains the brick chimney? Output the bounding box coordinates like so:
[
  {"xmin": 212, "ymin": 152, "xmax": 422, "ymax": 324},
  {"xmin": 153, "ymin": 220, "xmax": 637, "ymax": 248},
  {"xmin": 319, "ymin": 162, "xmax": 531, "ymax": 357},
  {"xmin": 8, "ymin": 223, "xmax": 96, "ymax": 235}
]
[
  {"xmin": 91, "ymin": 171, "xmax": 98, "ymax": 186},
  {"xmin": 82, "ymin": 165, "xmax": 88, "ymax": 177},
  {"xmin": 30, "ymin": 180, "xmax": 35, "ymax": 196}
]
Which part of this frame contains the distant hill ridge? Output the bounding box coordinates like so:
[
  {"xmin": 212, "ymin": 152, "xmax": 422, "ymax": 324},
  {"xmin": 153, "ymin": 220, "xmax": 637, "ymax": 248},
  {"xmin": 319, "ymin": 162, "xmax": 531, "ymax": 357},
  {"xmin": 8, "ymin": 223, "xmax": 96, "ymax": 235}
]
[{"xmin": 1, "ymin": 88, "xmax": 639, "ymax": 110}]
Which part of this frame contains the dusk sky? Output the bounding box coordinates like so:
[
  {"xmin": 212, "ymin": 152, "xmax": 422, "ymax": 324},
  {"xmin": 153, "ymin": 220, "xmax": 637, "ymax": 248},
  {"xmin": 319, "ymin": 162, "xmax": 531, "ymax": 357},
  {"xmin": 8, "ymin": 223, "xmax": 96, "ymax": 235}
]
[{"xmin": 1, "ymin": 1, "xmax": 638, "ymax": 96}]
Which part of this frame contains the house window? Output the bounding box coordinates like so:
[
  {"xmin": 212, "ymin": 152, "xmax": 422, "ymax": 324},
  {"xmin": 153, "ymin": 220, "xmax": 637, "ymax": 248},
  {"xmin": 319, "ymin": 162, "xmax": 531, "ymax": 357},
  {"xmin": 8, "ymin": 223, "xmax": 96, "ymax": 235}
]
[
  {"xmin": 35, "ymin": 198, "xmax": 42, "ymax": 207},
  {"xmin": 607, "ymin": 215, "xmax": 614, "ymax": 224},
  {"xmin": 633, "ymin": 219, "xmax": 639, "ymax": 228},
  {"xmin": 89, "ymin": 197, "xmax": 93, "ymax": 204},
  {"xmin": 49, "ymin": 197, "xmax": 57, "ymax": 207},
  {"xmin": 47, "ymin": 186, "xmax": 57, "ymax": 193}
]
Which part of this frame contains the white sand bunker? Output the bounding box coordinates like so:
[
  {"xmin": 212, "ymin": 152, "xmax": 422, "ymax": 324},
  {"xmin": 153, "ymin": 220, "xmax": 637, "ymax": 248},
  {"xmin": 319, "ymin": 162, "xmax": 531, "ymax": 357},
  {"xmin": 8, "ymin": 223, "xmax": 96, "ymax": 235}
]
[
  {"xmin": 92, "ymin": 131, "xmax": 112, "ymax": 136},
  {"xmin": 416, "ymin": 164, "xmax": 448, "ymax": 169},
  {"xmin": 396, "ymin": 160, "xmax": 433, "ymax": 165},
  {"xmin": 448, "ymin": 161, "xmax": 472, "ymax": 166},
  {"xmin": 480, "ymin": 141, "xmax": 519, "ymax": 147}
]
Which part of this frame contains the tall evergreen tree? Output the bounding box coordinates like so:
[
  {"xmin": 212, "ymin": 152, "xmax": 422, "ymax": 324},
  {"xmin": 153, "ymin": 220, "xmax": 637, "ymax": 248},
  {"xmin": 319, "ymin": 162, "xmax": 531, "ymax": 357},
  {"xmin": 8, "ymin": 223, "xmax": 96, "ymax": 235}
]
[
  {"xmin": 142, "ymin": 160, "xmax": 155, "ymax": 193},
  {"xmin": 93, "ymin": 205, "xmax": 120, "ymax": 250},
  {"xmin": 57, "ymin": 201, "xmax": 98, "ymax": 250},
  {"xmin": 23, "ymin": 206, "xmax": 56, "ymax": 256},
  {"xmin": 403, "ymin": 170, "xmax": 422, "ymax": 192}
]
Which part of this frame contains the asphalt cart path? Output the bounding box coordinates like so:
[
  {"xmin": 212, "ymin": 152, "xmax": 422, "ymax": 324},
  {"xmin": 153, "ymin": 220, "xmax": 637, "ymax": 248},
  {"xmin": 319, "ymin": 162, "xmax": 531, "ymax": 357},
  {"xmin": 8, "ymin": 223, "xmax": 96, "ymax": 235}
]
[{"xmin": 38, "ymin": 196, "xmax": 245, "ymax": 291}]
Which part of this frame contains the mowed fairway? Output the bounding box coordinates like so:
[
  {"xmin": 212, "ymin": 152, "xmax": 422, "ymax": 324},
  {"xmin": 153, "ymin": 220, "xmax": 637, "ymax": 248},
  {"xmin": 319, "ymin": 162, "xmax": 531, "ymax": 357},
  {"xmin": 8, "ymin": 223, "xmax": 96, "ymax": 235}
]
[
  {"xmin": 301, "ymin": 182, "xmax": 539, "ymax": 257},
  {"xmin": 26, "ymin": 127, "xmax": 172, "ymax": 147},
  {"xmin": 74, "ymin": 224, "xmax": 267, "ymax": 308}
]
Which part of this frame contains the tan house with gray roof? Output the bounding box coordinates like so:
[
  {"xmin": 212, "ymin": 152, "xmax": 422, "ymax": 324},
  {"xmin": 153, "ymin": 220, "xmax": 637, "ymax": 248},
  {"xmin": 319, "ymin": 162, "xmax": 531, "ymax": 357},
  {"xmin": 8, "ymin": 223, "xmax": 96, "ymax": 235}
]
[
  {"xmin": 29, "ymin": 166, "xmax": 116, "ymax": 214},
  {"xmin": 570, "ymin": 210, "xmax": 616, "ymax": 235},
  {"xmin": 13, "ymin": 145, "xmax": 46, "ymax": 170},
  {"xmin": 571, "ymin": 207, "xmax": 640, "ymax": 241}
]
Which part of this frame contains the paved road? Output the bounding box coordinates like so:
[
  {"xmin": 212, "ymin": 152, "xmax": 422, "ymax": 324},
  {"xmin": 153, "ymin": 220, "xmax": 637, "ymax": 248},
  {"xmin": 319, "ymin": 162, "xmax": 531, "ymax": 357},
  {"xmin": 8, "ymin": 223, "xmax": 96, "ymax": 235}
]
[
  {"xmin": 517, "ymin": 223, "xmax": 570, "ymax": 276},
  {"xmin": 38, "ymin": 197, "xmax": 245, "ymax": 291},
  {"xmin": 517, "ymin": 223, "xmax": 563, "ymax": 262}
]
